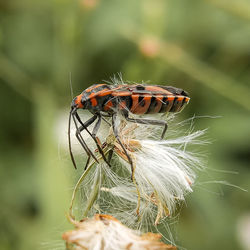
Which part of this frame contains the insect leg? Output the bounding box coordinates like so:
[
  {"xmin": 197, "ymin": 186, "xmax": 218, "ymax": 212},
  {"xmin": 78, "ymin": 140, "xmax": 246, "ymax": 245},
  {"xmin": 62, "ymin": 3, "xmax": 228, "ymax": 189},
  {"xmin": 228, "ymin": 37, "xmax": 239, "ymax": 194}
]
[
  {"xmin": 101, "ymin": 116, "xmax": 111, "ymax": 126},
  {"xmin": 112, "ymin": 113, "xmax": 134, "ymax": 177},
  {"xmin": 92, "ymin": 115, "xmax": 102, "ymax": 137},
  {"xmin": 107, "ymin": 148, "xmax": 114, "ymax": 163},
  {"xmin": 75, "ymin": 115, "xmax": 98, "ymax": 170},
  {"xmin": 112, "ymin": 113, "xmax": 141, "ymax": 215},
  {"xmin": 69, "ymin": 110, "xmax": 95, "ymax": 170},
  {"xmin": 91, "ymin": 115, "xmax": 114, "ymax": 167},
  {"xmin": 75, "ymin": 112, "xmax": 112, "ymax": 168},
  {"xmin": 72, "ymin": 113, "xmax": 99, "ymax": 165},
  {"xmin": 124, "ymin": 112, "xmax": 168, "ymax": 139}
]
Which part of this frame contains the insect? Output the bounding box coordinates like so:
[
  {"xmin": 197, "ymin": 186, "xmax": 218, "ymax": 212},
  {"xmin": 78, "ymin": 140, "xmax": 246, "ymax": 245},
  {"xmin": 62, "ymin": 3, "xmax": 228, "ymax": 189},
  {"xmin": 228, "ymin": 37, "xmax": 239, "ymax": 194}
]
[{"xmin": 68, "ymin": 83, "xmax": 190, "ymax": 174}]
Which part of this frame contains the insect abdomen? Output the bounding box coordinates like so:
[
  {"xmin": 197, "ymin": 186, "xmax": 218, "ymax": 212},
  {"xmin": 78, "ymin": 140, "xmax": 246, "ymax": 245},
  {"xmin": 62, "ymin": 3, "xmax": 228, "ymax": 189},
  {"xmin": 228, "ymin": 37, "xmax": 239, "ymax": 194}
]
[
  {"xmin": 160, "ymin": 95, "xmax": 189, "ymax": 113},
  {"xmin": 129, "ymin": 94, "xmax": 189, "ymax": 115}
]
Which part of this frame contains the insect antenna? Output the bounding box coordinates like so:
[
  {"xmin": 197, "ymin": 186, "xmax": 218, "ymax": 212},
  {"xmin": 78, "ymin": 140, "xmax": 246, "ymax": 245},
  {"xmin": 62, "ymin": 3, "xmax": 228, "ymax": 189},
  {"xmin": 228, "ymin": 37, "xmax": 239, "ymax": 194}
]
[
  {"xmin": 69, "ymin": 72, "xmax": 74, "ymax": 99},
  {"xmin": 68, "ymin": 108, "xmax": 77, "ymax": 169}
]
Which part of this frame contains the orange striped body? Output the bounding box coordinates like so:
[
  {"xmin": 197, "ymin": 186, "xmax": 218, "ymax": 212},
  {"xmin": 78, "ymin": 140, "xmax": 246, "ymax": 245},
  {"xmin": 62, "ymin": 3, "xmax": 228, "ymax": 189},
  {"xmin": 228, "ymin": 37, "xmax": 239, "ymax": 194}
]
[{"xmin": 72, "ymin": 83, "xmax": 190, "ymax": 115}]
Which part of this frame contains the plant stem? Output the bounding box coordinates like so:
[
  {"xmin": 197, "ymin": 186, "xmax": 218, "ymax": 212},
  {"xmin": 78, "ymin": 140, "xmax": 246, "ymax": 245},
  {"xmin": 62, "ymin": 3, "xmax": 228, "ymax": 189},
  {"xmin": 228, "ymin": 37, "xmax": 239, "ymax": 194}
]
[
  {"xmin": 69, "ymin": 159, "xmax": 96, "ymax": 218},
  {"xmin": 69, "ymin": 146, "xmax": 113, "ymax": 219},
  {"xmin": 83, "ymin": 167, "xmax": 102, "ymax": 217}
]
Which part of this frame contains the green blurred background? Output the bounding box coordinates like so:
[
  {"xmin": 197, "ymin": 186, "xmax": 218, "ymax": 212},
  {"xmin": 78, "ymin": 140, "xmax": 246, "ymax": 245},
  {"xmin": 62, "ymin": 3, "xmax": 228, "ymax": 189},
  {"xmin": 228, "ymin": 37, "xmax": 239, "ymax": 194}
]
[{"xmin": 1, "ymin": 0, "xmax": 250, "ymax": 249}]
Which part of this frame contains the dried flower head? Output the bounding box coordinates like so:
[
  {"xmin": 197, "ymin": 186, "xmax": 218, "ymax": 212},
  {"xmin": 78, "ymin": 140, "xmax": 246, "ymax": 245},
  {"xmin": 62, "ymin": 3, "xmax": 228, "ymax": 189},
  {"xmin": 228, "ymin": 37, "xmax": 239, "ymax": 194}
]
[
  {"xmin": 69, "ymin": 113, "xmax": 206, "ymax": 229},
  {"xmin": 62, "ymin": 214, "xmax": 177, "ymax": 250}
]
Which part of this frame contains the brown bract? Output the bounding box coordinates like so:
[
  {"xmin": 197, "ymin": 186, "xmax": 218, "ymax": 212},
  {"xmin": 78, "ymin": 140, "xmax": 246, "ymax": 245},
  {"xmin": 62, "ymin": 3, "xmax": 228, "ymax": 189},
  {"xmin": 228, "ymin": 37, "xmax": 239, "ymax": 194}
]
[{"xmin": 62, "ymin": 214, "xmax": 177, "ymax": 250}]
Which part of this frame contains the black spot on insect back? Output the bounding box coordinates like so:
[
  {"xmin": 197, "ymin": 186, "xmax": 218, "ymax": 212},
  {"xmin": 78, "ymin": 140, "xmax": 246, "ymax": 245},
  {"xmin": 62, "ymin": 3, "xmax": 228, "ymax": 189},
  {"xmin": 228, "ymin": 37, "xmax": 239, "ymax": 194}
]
[
  {"xmin": 180, "ymin": 90, "xmax": 189, "ymax": 97},
  {"xmin": 136, "ymin": 85, "xmax": 145, "ymax": 90},
  {"xmin": 161, "ymin": 86, "xmax": 189, "ymax": 97}
]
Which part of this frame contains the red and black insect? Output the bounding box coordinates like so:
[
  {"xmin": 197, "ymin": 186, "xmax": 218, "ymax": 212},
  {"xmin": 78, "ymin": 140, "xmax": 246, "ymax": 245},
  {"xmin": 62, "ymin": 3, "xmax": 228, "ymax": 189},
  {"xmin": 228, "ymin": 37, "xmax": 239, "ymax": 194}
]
[{"xmin": 68, "ymin": 83, "xmax": 190, "ymax": 171}]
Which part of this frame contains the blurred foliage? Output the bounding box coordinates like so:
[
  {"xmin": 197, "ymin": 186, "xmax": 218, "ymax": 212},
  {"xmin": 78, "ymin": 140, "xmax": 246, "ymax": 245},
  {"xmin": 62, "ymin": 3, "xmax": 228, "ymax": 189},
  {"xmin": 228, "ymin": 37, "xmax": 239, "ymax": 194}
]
[{"xmin": 0, "ymin": 0, "xmax": 250, "ymax": 249}]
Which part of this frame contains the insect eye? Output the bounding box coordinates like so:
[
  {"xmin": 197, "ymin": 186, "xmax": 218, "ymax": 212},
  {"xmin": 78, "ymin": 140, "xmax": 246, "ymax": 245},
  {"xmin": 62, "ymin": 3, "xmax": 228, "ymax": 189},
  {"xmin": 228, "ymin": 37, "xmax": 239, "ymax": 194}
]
[
  {"xmin": 71, "ymin": 95, "xmax": 85, "ymax": 109},
  {"xmin": 81, "ymin": 100, "xmax": 86, "ymax": 107},
  {"xmin": 71, "ymin": 97, "xmax": 77, "ymax": 109}
]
